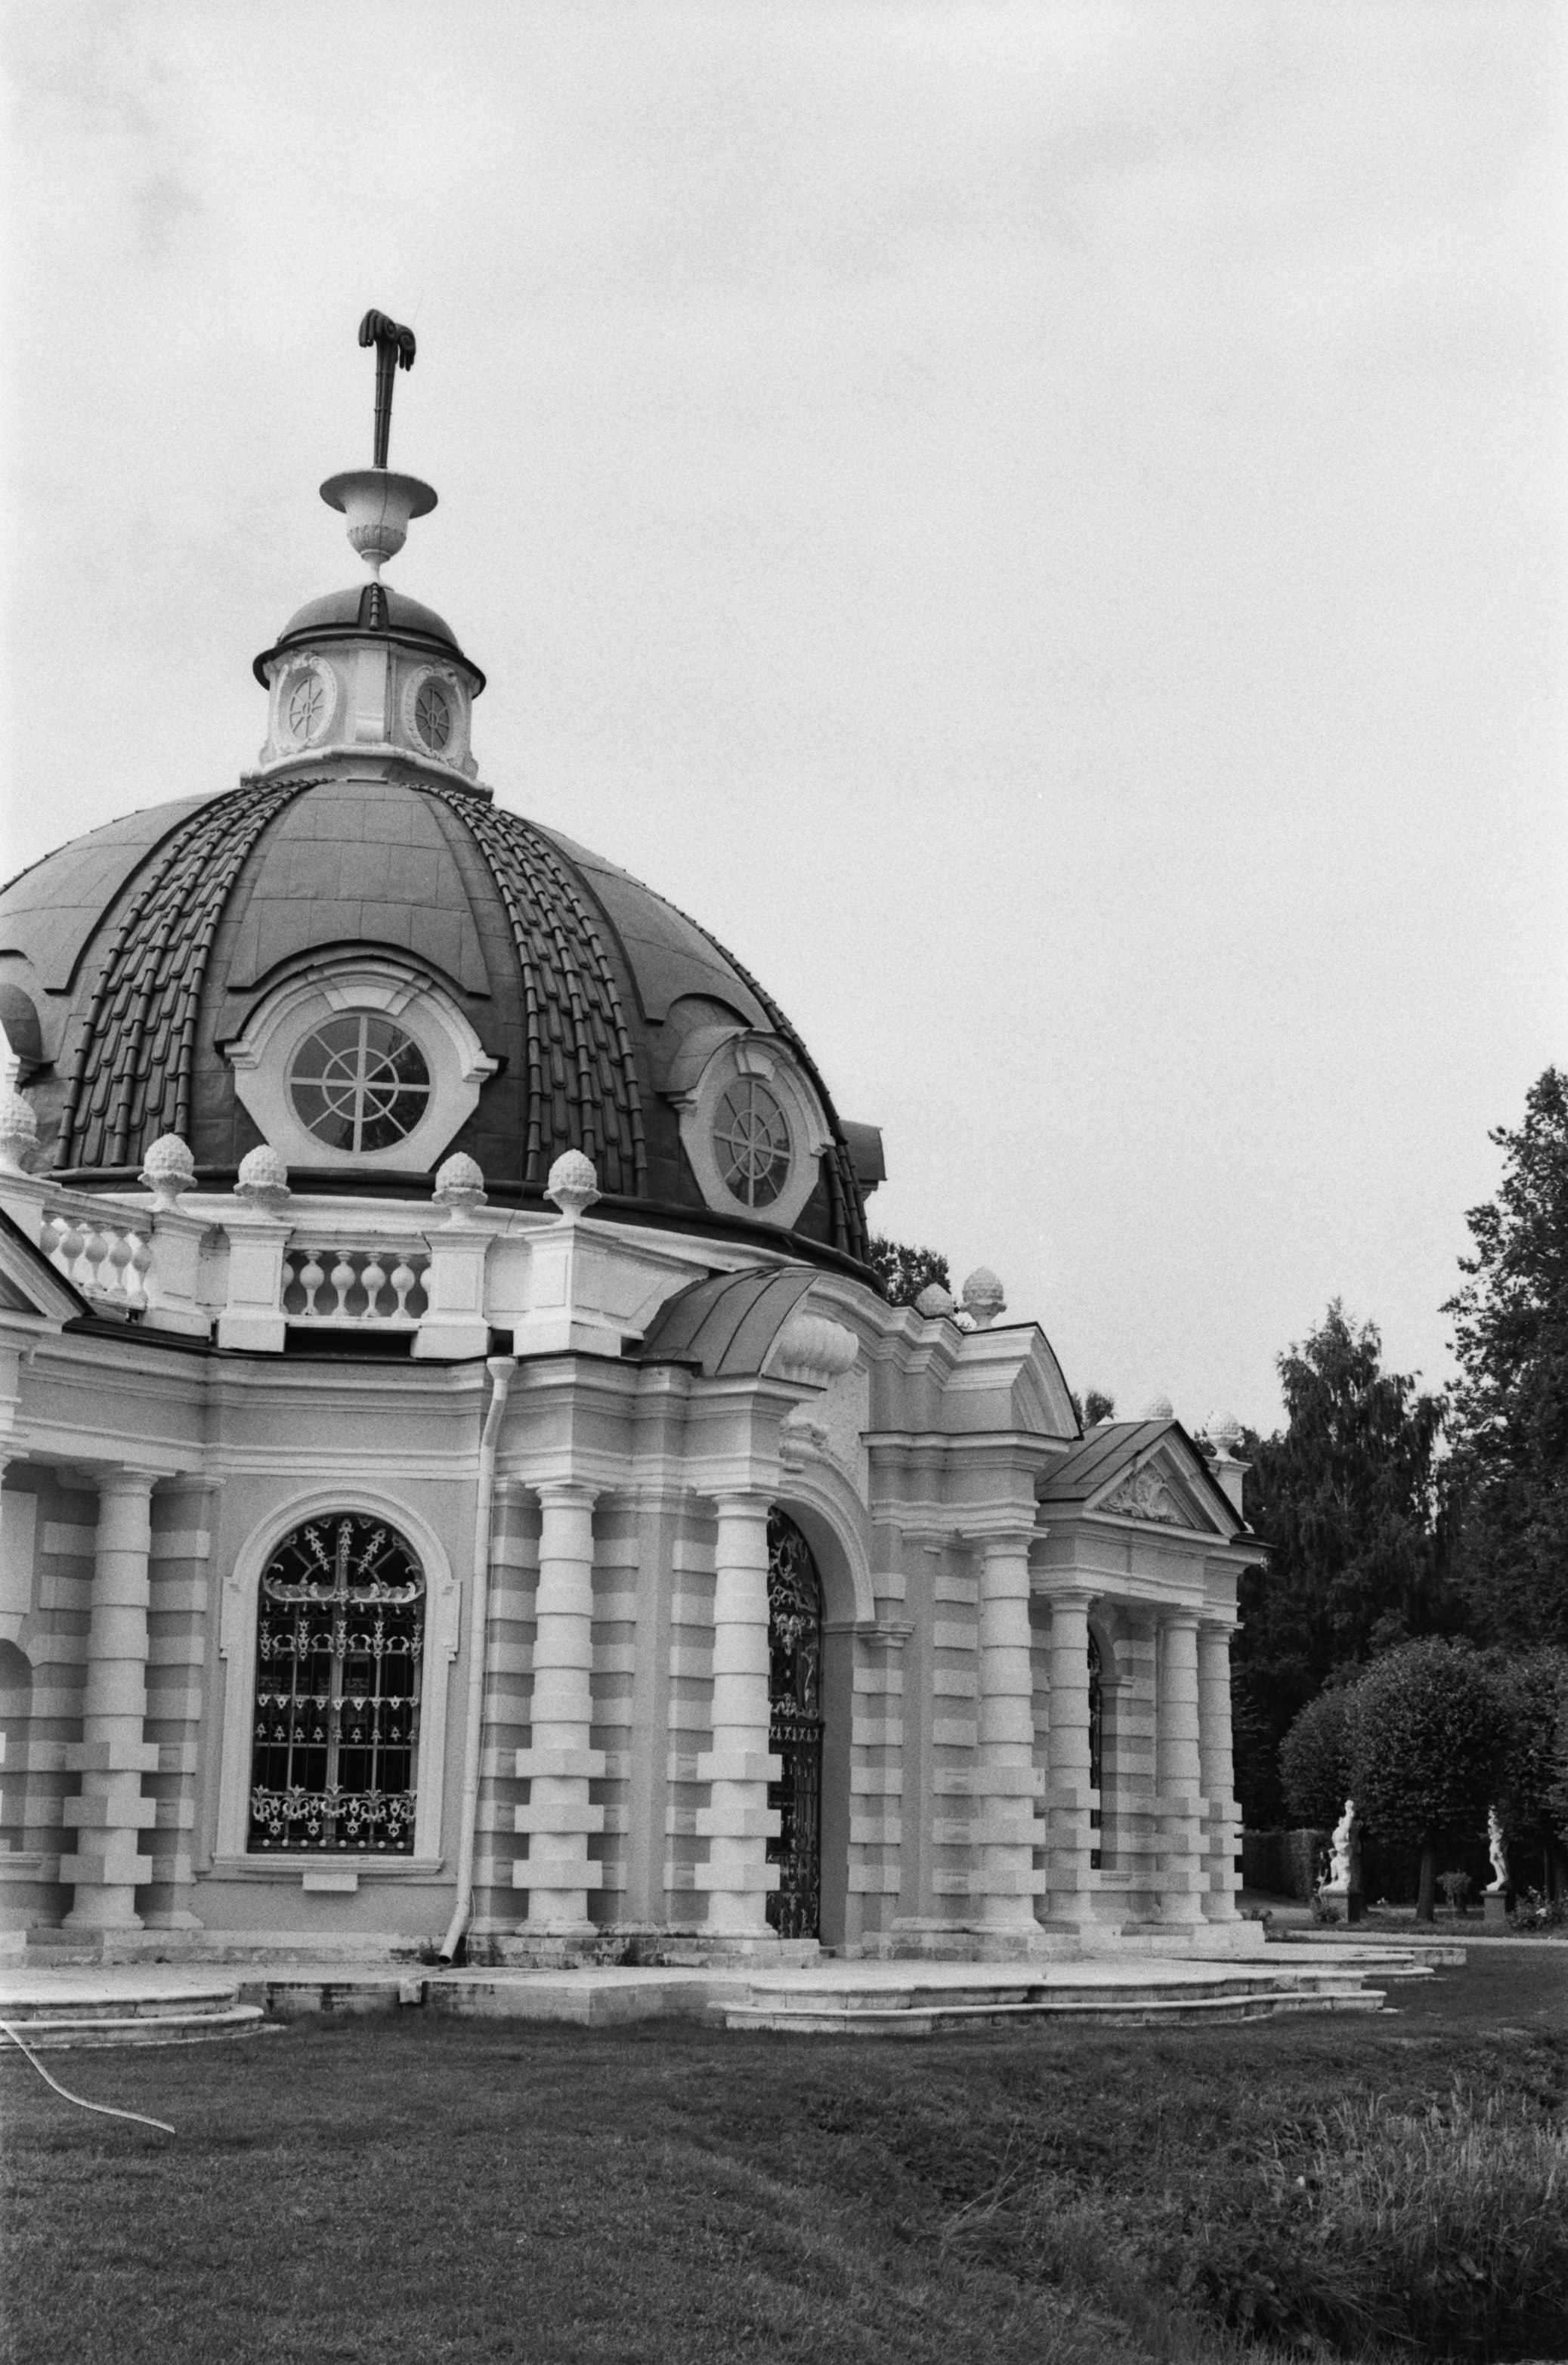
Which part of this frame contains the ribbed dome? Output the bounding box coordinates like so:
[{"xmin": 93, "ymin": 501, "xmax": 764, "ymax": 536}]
[
  {"xmin": 253, "ymin": 583, "xmax": 483, "ymax": 690},
  {"xmin": 0, "ymin": 778, "xmax": 871, "ymax": 1266}
]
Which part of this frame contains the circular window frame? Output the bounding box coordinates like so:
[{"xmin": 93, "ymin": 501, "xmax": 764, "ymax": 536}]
[
  {"xmin": 287, "ymin": 1012, "xmax": 434, "ymax": 1156},
  {"xmin": 224, "ymin": 955, "xmax": 499, "ymax": 1174},
  {"xmin": 399, "ymin": 663, "xmax": 468, "ymax": 771},
  {"xmin": 671, "ymin": 1031, "xmax": 833, "ymax": 1232},
  {"xmin": 276, "ymin": 657, "xmax": 337, "ymax": 750}
]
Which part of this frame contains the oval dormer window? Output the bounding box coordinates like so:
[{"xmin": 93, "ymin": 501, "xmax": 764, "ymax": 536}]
[
  {"xmin": 713, "ymin": 1077, "xmax": 792, "ymax": 1208},
  {"xmin": 289, "ymin": 1015, "xmax": 431, "ymax": 1153},
  {"xmin": 414, "ymin": 681, "xmax": 453, "ymax": 753}
]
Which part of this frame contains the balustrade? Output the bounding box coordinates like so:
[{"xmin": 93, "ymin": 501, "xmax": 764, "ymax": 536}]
[
  {"xmin": 280, "ymin": 1241, "xmax": 430, "ymax": 1327},
  {"xmin": 39, "ymin": 1203, "xmax": 154, "ymax": 1315}
]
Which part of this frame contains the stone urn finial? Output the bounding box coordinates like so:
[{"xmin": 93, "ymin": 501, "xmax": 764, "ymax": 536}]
[
  {"xmin": 0, "ymin": 1087, "xmax": 39, "ymax": 1178},
  {"xmin": 546, "ymin": 1149, "xmax": 600, "ymax": 1222},
  {"xmin": 959, "ymin": 1266, "xmax": 1005, "ymax": 1330},
  {"xmin": 235, "ymin": 1143, "xmax": 292, "ymax": 1217},
  {"xmin": 1140, "ymin": 1392, "xmax": 1175, "ymax": 1421},
  {"xmin": 913, "ymin": 1282, "xmax": 955, "ymax": 1320},
  {"xmin": 1205, "ymin": 1409, "xmax": 1244, "ymax": 1452},
  {"xmin": 434, "ymin": 1151, "xmax": 487, "ymax": 1225},
  {"xmin": 140, "ymin": 1133, "xmax": 196, "ymax": 1211}
]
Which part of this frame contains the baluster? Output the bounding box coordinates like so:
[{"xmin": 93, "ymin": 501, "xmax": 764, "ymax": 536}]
[
  {"xmin": 103, "ymin": 1231, "xmax": 134, "ymax": 1305},
  {"xmin": 79, "ymin": 1226, "xmax": 111, "ymax": 1297},
  {"xmin": 54, "ymin": 1218, "xmax": 86, "ymax": 1288},
  {"xmin": 409, "ymin": 1254, "xmax": 430, "ymax": 1319},
  {"xmin": 39, "ymin": 1213, "xmax": 66, "ymax": 1267},
  {"xmin": 299, "ymin": 1250, "xmax": 325, "ymax": 1315},
  {"xmin": 125, "ymin": 1234, "xmax": 153, "ymax": 1309},
  {"xmin": 360, "ymin": 1256, "xmax": 388, "ymax": 1320},
  {"xmin": 388, "ymin": 1257, "xmax": 417, "ymax": 1320},
  {"xmin": 329, "ymin": 1253, "xmax": 356, "ymax": 1318}
]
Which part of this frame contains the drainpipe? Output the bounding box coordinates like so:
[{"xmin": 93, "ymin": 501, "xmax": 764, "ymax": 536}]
[{"xmin": 439, "ymin": 1354, "xmax": 516, "ymax": 1965}]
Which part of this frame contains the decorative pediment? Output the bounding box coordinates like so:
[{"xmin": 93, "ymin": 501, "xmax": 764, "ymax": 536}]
[
  {"xmin": 1099, "ymin": 1463, "xmax": 1185, "ymax": 1525},
  {"xmin": 1093, "ymin": 1445, "xmax": 1228, "ymax": 1536}
]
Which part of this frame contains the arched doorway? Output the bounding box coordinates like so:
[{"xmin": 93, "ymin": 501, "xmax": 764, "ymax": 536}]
[{"xmin": 765, "ymin": 1507, "xmax": 823, "ymax": 1939}]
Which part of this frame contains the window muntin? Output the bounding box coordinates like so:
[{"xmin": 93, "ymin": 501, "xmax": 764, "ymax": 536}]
[
  {"xmin": 249, "ymin": 1513, "xmax": 423, "ymax": 1854},
  {"xmin": 713, "ymin": 1078, "xmax": 792, "ymax": 1208},
  {"xmin": 286, "ymin": 669, "xmax": 326, "ymax": 741},
  {"xmin": 414, "ymin": 680, "xmax": 453, "ymax": 751},
  {"xmin": 289, "ymin": 1013, "xmax": 431, "ymax": 1153}
]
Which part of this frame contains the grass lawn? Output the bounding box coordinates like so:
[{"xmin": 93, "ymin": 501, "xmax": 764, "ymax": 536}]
[{"xmin": 2, "ymin": 1949, "xmax": 1565, "ymax": 2365}]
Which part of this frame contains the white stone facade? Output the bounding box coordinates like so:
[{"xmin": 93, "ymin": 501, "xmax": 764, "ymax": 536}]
[{"xmin": 0, "ymin": 1161, "xmax": 1260, "ymax": 1964}]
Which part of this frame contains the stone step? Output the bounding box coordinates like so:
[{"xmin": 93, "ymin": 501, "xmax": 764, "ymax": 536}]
[
  {"xmin": 0, "ymin": 1980, "xmax": 240, "ymax": 2023},
  {"xmin": 0, "ymin": 2004, "xmax": 271, "ymax": 2049},
  {"xmin": 737, "ymin": 1969, "xmax": 1369, "ymax": 2012},
  {"xmin": 718, "ymin": 1983, "xmax": 1384, "ymax": 2036}
]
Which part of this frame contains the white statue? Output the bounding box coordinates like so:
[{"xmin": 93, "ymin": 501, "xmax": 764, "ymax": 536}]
[
  {"xmin": 1486, "ymin": 1806, "xmax": 1509, "ymax": 1895},
  {"xmin": 1322, "ymin": 1796, "xmax": 1356, "ymax": 1895}
]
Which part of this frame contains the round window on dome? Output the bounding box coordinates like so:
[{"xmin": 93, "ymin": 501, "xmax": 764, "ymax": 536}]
[
  {"xmin": 289, "ymin": 1016, "xmax": 431, "ymax": 1155},
  {"xmin": 712, "ymin": 1080, "xmax": 792, "ymax": 1209},
  {"xmin": 414, "ymin": 681, "xmax": 453, "ymax": 753},
  {"xmin": 283, "ymin": 664, "xmax": 330, "ymax": 746}
]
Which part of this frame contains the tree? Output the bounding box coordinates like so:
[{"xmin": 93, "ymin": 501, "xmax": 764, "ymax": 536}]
[
  {"xmin": 1444, "ymin": 1068, "xmax": 1568, "ymax": 1648},
  {"xmin": 1279, "ymin": 1686, "xmax": 1357, "ymax": 1831},
  {"xmin": 1230, "ymin": 1304, "xmax": 1450, "ymax": 1825},
  {"xmin": 1069, "ymin": 1388, "xmax": 1116, "ymax": 1428},
  {"xmin": 1486, "ymin": 1646, "xmax": 1568, "ymax": 1897},
  {"xmin": 868, "ymin": 1235, "xmax": 951, "ymax": 1308},
  {"xmin": 1349, "ymin": 1639, "xmax": 1505, "ymax": 1921}
]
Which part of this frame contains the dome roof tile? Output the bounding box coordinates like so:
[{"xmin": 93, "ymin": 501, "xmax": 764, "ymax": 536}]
[{"xmin": 0, "ymin": 778, "xmax": 870, "ymax": 1267}]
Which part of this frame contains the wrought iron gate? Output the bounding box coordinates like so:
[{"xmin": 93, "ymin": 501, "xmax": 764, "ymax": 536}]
[{"xmin": 765, "ymin": 1508, "xmax": 823, "ymax": 1940}]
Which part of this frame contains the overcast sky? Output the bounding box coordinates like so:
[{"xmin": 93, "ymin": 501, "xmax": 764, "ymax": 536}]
[{"xmin": 2, "ymin": 2, "xmax": 1563, "ymax": 1433}]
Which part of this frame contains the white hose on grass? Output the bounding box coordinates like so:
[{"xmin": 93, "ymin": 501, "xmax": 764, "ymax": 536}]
[{"xmin": 0, "ymin": 2017, "xmax": 175, "ymax": 2136}]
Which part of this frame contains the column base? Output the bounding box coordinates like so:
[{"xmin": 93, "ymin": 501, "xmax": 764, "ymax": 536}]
[{"xmin": 61, "ymin": 1902, "xmax": 144, "ymax": 1934}]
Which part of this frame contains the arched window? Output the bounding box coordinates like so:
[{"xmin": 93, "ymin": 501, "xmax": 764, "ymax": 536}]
[
  {"xmin": 249, "ymin": 1513, "xmax": 423, "ymax": 1854},
  {"xmin": 765, "ymin": 1509, "xmax": 824, "ymax": 1940}
]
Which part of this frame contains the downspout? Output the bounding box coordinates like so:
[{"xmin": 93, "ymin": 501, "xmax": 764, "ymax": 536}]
[{"xmin": 439, "ymin": 1353, "xmax": 516, "ymax": 1965}]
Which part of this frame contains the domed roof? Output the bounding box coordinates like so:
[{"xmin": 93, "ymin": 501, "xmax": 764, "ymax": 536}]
[
  {"xmin": 0, "ymin": 778, "xmax": 871, "ymax": 1269},
  {"xmin": 253, "ymin": 582, "xmax": 484, "ymax": 690}
]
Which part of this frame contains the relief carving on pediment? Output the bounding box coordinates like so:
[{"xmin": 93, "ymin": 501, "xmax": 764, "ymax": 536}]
[{"xmin": 1099, "ymin": 1463, "xmax": 1184, "ymax": 1526}]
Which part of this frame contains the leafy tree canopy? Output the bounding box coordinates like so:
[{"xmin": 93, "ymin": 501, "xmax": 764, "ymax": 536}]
[
  {"xmin": 1349, "ymin": 1638, "xmax": 1505, "ymax": 1919},
  {"xmin": 868, "ymin": 1235, "xmax": 951, "ymax": 1309},
  {"xmin": 1484, "ymin": 1646, "xmax": 1568, "ymax": 1878},
  {"xmin": 1444, "ymin": 1068, "xmax": 1568, "ymax": 1648},
  {"xmin": 1279, "ymin": 1687, "xmax": 1356, "ymax": 1831},
  {"xmin": 1068, "ymin": 1388, "xmax": 1116, "ymax": 1429},
  {"xmin": 1232, "ymin": 1303, "xmax": 1450, "ymax": 1824}
]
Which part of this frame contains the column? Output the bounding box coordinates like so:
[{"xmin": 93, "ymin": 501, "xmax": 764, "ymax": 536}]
[
  {"xmin": 61, "ymin": 1470, "xmax": 159, "ymax": 1930},
  {"xmin": 1197, "ymin": 1618, "xmax": 1241, "ymax": 1921},
  {"xmin": 1042, "ymin": 1589, "xmax": 1094, "ymax": 1931},
  {"xmin": 694, "ymin": 1493, "xmax": 778, "ymax": 1938},
  {"xmin": 1156, "ymin": 1611, "xmax": 1205, "ymax": 1927},
  {"xmin": 973, "ymin": 1534, "xmax": 1041, "ymax": 1932},
  {"xmin": 514, "ymin": 1482, "xmax": 603, "ymax": 1932}
]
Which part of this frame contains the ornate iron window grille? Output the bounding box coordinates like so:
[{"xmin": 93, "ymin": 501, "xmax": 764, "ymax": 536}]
[
  {"xmin": 249, "ymin": 1513, "xmax": 423, "ymax": 1853},
  {"xmin": 765, "ymin": 1507, "xmax": 823, "ymax": 1940}
]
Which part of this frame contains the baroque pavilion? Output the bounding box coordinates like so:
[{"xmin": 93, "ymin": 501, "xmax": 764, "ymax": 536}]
[{"xmin": 0, "ymin": 321, "xmax": 1262, "ymax": 1967}]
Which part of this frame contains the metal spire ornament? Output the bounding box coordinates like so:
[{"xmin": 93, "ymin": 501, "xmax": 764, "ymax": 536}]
[{"xmin": 320, "ymin": 308, "xmax": 435, "ymax": 575}]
